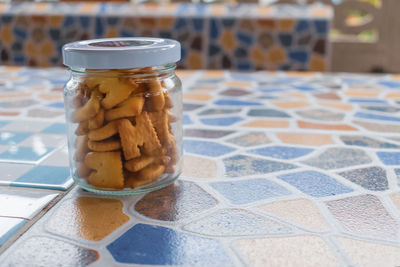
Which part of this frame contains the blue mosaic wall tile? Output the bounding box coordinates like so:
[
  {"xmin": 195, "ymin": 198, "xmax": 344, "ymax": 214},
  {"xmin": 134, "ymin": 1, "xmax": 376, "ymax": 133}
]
[
  {"xmin": 41, "ymin": 123, "xmax": 67, "ymax": 134},
  {"xmin": 278, "ymin": 170, "xmax": 353, "ymax": 197},
  {"xmin": 11, "ymin": 165, "xmax": 71, "ymax": 190},
  {"xmin": 0, "ymin": 146, "xmax": 53, "ymax": 162},
  {"xmin": 224, "ymin": 155, "xmax": 297, "ymax": 177},
  {"xmin": 354, "ymin": 112, "xmax": 400, "ymax": 122},
  {"xmin": 210, "ymin": 178, "xmax": 291, "ymax": 205},
  {"xmin": 200, "ymin": 116, "xmax": 243, "ymax": 126},
  {"xmin": 107, "ymin": 224, "xmax": 231, "ymax": 266},
  {"xmin": 248, "ymin": 146, "xmax": 313, "ymax": 160},
  {"xmin": 377, "ymin": 152, "xmax": 400, "ymax": 165},
  {"xmin": 0, "ymin": 132, "xmax": 31, "ymax": 145},
  {"xmin": 183, "ymin": 139, "xmax": 235, "ymax": 157}
]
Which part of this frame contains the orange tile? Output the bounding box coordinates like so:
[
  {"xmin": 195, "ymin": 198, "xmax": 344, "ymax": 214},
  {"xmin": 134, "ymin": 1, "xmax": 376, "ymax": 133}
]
[
  {"xmin": 243, "ymin": 120, "xmax": 289, "ymax": 128},
  {"xmin": 272, "ymin": 101, "xmax": 309, "ymax": 109},
  {"xmin": 344, "ymin": 91, "xmax": 379, "ymax": 98},
  {"xmin": 0, "ymin": 111, "xmax": 19, "ymax": 116},
  {"xmin": 317, "ymin": 101, "xmax": 353, "ymax": 111},
  {"xmin": 309, "ymin": 54, "xmax": 326, "ymax": 72},
  {"xmin": 34, "ymin": 3, "xmax": 49, "ymax": 12},
  {"xmin": 353, "ymin": 120, "xmax": 400, "ymax": 133},
  {"xmin": 391, "ymin": 74, "xmax": 400, "ymax": 80},
  {"xmin": 386, "ymin": 92, "xmax": 400, "ymax": 99},
  {"xmin": 187, "ymin": 53, "xmax": 204, "ymax": 69},
  {"xmin": 183, "ymin": 92, "xmax": 211, "ymax": 101},
  {"xmin": 0, "ymin": 93, "xmax": 31, "ymax": 99},
  {"xmin": 278, "ymin": 19, "xmax": 296, "ymax": 32},
  {"xmin": 4, "ymin": 66, "xmax": 22, "ymax": 72},
  {"xmin": 80, "ymin": 3, "xmax": 96, "ymax": 13},
  {"xmin": 210, "ymin": 4, "xmax": 225, "ymax": 16},
  {"xmin": 0, "ymin": 3, "xmax": 8, "ymax": 13},
  {"xmin": 203, "ymin": 70, "xmax": 225, "ymax": 79},
  {"xmin": 314, "ymin": 92, "xmax": 340, "ymax": 100},
  {"xmin": 47, "ymin": 197, "xmax": 130, "ymax": 241},
  {"xmin": 285, "ymin": 72, "xmax": 316, "ymax": 77},
  {"xmin": 277, "ymin": 133, "xmax": 334, "ymax": 146},
  {"xmin": 298, "ymin": 121, "xmax": 357, "ymax": 131},
  {"xmin": 257, "ymin": 6, "xmax": 272, "ymax": 16},
  {"xmin": 39, "ymin": 93, "xmax": 62, "ymax": 100},
  {"xmin": 283, "ymin": 92, "xmax": 307, "ymax": 99},
  {"xmin": 226, "ymin": 81, "xmax": 252, "ymax": 88},
  {"xmin": 182, "ymin": 155, "xmax": 217, "ymax": 178}
]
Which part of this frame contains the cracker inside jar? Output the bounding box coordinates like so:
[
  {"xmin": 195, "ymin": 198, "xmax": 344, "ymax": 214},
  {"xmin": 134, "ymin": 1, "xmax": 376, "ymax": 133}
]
[{"xmin": 72, "ymin": 69, "xmax": 178, "ymax": 189}]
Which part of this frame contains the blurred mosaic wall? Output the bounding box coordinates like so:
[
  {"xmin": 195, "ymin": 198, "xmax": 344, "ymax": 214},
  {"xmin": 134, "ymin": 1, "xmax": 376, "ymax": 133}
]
[{"xmin": 0, "ymin": 3, "xmax": 332, "ymax": 70}]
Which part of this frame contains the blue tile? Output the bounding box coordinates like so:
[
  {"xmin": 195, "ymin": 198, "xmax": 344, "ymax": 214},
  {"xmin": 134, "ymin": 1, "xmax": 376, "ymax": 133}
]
[
  {"xmin": 214, "ymin": 99, "xmax": 261, "ymax": 106},
  {"xmin": 0, "ymin": 218, "xmax": 26, "ymax": 246},
  {"xmin": 349, "ymin": 99, "xmax": 388, "ymax": 104},
  {"xmin": 0, "ymin": 121, "xmax": 10, "ymax": 128},
  {"xmin": 183, "ymin": 114, "xmax": 193, "ymax": 125},
  {"xmin": 377, "ymin": 152, "xmax": 400, "ymax": 165},
  {"xmin": 46, "ymin": 102, "xmax": 64, "ymax": 109},
  {"xmin": 41, "ymin": 123, "xmax": 67, "ymax": 134},
  {"xmin": 192, "ymin": 18, "xmax": 204, "ymax": 32},
  {"xmin": 63, "ymin": 16, "xmax": 75, "ymax": 27},
  {"xmin": 0, "ymin": 147, "xmax": 53, "ymax": 162},
  {"xmin": 224, "ymin": 155, "xmax": 297, "ymax": 177},
  {"xmin": 295, "ymin": 20, "xmax": 310, "ymax": 33},
  {"xmin": 79, "ymin": 16, "xmax": 91, "ymax": 29},
  {"xmin": 293, "ymin": 85, "xmax": 316, "ymax": 91},
  {"xmin": 210, "ymin": 179, "xmax": 291, "ymax": 205},
  {"xmin": 183, "ymin": 140, "xmax": 235, "ymax": 157},
  {"xmin": 0, "ymin": 132, "xmax": 31, "ymax": 145},
  {"xmin": 278, "ymin": 170, "xmax": 353, "ymax": 197},
  {"xmin": 174, "ymin": 18, "xmax": 187, "ymax": 30},
  {"xmin": 278, "ymin": 34, "xmax": 292, "ymax": 47},
  {"xmin": 95, "ymin": 17, "xmax": 104, "ymax": 37},
  {"xmin": 378, "ymin": 81, "xmax": 400, "ymax": 89},
  {"xmin": 210, "ymin": 19, "xmax": 219, "ymax": 39},
  {"xmin": 248, "ymin": 146, "xmax": 313, "ymax": 159},
  {"xmin": 107, "ymin": 224, "xmax": 231, "ymax": 266},
  {"xmin": 354, "ymin": 112, "xmax": 400, "ymax": 122},
  {"xmin": 289, "ymin": 51, "xmax": 309, "ymax": 64},
  {"xmin": 314, "ymin": 20, "xmax": 328, "ymax": 34},
  {"xmin": 11, "ymin": 166, "xmax": 71, "ymax": 190},
  {"xmin": 200, "ymin": 116, "xmax": 243, "ymax": 126},
  {"xmin": 236, "ymin": 32, "xmax": 254, "ymax": 46}
]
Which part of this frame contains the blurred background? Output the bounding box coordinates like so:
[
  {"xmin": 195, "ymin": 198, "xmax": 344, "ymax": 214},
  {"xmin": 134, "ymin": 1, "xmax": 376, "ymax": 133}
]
[{"xmin": 0, "ymin": 0, "xmax": 398, "ymax": 73}]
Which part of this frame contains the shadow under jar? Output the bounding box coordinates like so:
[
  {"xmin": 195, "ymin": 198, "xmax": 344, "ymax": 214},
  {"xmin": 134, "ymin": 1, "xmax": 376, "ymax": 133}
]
[{"xmin": 62, "ymin": 38, "xmax": 182, "ymax": 195}]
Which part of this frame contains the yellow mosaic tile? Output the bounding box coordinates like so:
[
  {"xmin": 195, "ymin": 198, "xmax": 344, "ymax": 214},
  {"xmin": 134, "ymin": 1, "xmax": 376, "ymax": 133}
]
[
  {"xmin": 105, "ymin": 28, "xmax": 119, "ymax": 38},
  {"xmin": 182, "ymin": 155, "xmax": 217, "ymax": 178},
  {"xmin": 268, "ymin": 47, "xmax": 286, "ymax": 65},
  {"xmin": 203, "ymin": 70, "xmax": 225, "ymax": 78},
  {"xmin": 226, "ymin": 81, "xmax": 252, "ymax": 88},
  {"xmin": 272, "ymin": 101, "xmax": 309, "ymax": 109},
  {"xmin": 259, "ymin": 199, "xmax": 330, "ymax": 232},
  {"xmin": 317, "ymin": 101, "xmax": 353, "ymax": 111},
  {"xmin": 336, "ymin": 236, "xmax": 400, "ymax": 267},
  {"xmin": 183, "ymin": 92, "xmax": 212, "ymax": 101},
  {"xmin": 235, "ymin": 235, "xmax": 339, "ymax": 267},
  {"xmin": 1, "ymin": 25, "xmax": 13, "ymax": 47},
  {"xmin": 309, "ymin": 54, "xmax": 326, "ymax": 72},
  {"xmin": 251, "ymin": 46, "xmax": 266, "ymax": 65},
  {"xmin": 344, "ymin": 91, "xmax": 379, "ymax": 98},
  {"xmin": 386, "ymin": 92, "xmax": 400, "ymax": 99},
  {"xmin": 47, "ymin": 196, "xmax": 130, "ymax": 241},
  {"xmin": 220, "ymin": 30, "xmax": 236, "ymax": 52},
  {"xmin": 159, "ymin": 17, "xmax": 175, "ymax": 30},
  {"xmin": 278, "ymin": 19, "xmax": 296, "ymax": 32},
  {"xmin": 48, "ymin": 15, "xmax": 64, "ymax": 27},
  {"xmin": 243, "ymin": 120, "xmax": 289, "ymax": 128},
  {"xmin": 187, "ymin": 52, "xmax": 203, "ymax": 69},
  {"xmin": 40, "ymin": 40, "xmax": 56, "ymax": 57},
  {"xmin": 276, "ymin": 133, "xmax": 334, "ymax": 146}
]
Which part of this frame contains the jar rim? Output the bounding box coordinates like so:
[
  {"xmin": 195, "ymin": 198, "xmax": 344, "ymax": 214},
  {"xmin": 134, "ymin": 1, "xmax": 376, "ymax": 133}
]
[{"xmin": 62, "ymin": 37, "xmax": 181, "ymax": 70}]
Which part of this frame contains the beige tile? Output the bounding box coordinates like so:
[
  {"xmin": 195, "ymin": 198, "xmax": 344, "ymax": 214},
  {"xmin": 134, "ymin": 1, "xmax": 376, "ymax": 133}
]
[
  {"xmin": 336, "ymin": 236, "xmax": 400, "ymax": 267},
  {"xmin": 235, "ymin": 235, "xmax": 339, "ymax": 267},
  {"xmin": 390, "ymin": 192, "xmax": 400, "ymax": 211},
  {"xmin": 259, "ymin": 199, "xmax": 330, "ymax": 232}
]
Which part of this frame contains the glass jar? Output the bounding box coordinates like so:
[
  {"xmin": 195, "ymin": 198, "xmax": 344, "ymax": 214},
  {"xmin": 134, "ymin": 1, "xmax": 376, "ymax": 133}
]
[{"xmin": 62, "ymin": 38, "xmax": 182, "ymax": 195}]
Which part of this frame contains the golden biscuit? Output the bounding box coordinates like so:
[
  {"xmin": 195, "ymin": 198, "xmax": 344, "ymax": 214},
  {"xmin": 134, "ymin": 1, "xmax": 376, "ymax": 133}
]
[
  {"xmin": 148, "ymin": 110, "xmax": 174, "ymax": 149},
  {"xmin": 124, "ymin": 156, "xmax": 155, "ymax": 173},
  {"xmin": 88, "ymin": 108, "xmax": 104, "ymax": 130},
  {"xmin": 125, "ymin": 163, "xmax": 165, "ymax": 188},
  {"xmin": 88, "ymin": 139, "xmax": 121, "ymax": 152},
  {"xmin": 85, "ymin": 151, "xmax": 124, "ymax": 189},
  {"xmin": 75, "ymin": 135, "xmax": 89, "ymax": 161},
  {"xmin": 88, "ymin": 120, "xmax": 118, "ymax": 141},
  {"xmin": 118, "ymin": 113, "xmax": 161, "ymax": 160},
  {"xmin": 168, "ymin": 112, "xmax": 177, "ymax": 123},
  {"xmin": 105, "ymin": 96, "xmax": 144, "ymax": 121},
  {"xmin": 75, "ymin": 120, "xmax": 89, "ymax": 136},
  {"xmin": 164, "ymin": 91, "xmax": 174, "ymax": 109},
  {"xmin": 72, "ymin": 89, "xmax": 102, "ymax": 122},
  {"xmin": 77, "ymin": 162, "xmax": 91, "ymax": 178},
  {"xmin": 144, "ymin": 78, "xmax": 165, "ymax": 112},
  {"xmin": 98, "ymin": 78, "xmax": 137, "ymax": 109}
]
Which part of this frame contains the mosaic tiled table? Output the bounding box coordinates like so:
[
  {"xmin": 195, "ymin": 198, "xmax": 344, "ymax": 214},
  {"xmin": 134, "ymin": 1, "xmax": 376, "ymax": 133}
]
[
  {"xmin": 0, "ymin": 3, "xmax": 331, "ymax": 71},
  {"xmin": 1, "ymin": 67, "xmax": 400, "ymax": 266}
]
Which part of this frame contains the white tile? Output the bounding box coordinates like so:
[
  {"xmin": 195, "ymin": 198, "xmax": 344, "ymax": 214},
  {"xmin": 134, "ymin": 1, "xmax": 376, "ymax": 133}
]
[
  {"xmin": 40, "ymin": 146, "xmax": 70, "ymax": 167},
  {"xmin": 1, "ymin": 121, "xmax": 52, "ymax": 133},
  {"xmin": 19, "ymin": 134, "xmax": 67, "ymax": 148},
  {"xmin": 0, "ymin": 189, "xmax": 58, "ymax": 219},
  {"xmin": 0, "ymin": 163, "xmax": 34, "ymax": 183}
]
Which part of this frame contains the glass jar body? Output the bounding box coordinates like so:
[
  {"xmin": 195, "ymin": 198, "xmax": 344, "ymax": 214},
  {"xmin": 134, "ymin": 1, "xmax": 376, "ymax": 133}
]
[{"xmin": 63, "ymin": 64, "xmax": 182, "ymax": 195}]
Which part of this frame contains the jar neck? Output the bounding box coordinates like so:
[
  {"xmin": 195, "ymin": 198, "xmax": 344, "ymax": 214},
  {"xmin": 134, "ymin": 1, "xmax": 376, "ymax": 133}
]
[{"xmin": 69, "ymin": 63, "xmax": 177, "ymax": 80}]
